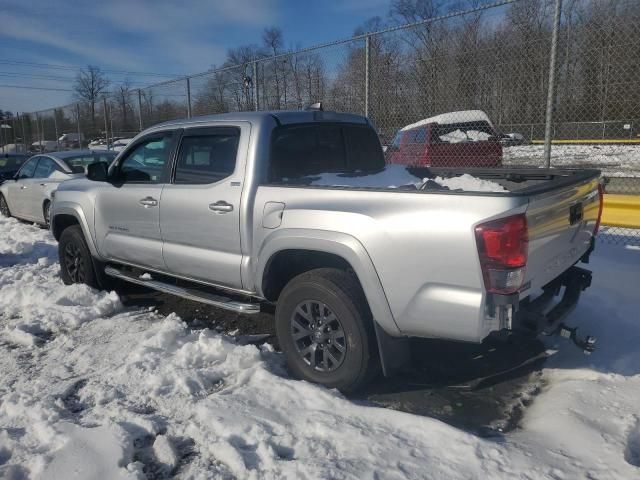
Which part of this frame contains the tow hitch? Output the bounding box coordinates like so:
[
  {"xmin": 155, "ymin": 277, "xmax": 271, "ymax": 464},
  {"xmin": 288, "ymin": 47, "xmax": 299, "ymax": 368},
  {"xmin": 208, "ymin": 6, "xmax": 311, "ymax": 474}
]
[
  {"xmin": 556, "ymin": 324, "xmax": 597, "ymax": 355},
  {"xmin": 513, "ymin": 266, "xmax": 597, "ymax": 355}
]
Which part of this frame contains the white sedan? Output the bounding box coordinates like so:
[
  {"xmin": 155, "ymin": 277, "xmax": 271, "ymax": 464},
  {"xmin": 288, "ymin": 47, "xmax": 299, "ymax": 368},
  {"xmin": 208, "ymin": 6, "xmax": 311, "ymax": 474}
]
[{"xmin": 0, "ymin": 150, "xmax": 116, "ymax": 226}]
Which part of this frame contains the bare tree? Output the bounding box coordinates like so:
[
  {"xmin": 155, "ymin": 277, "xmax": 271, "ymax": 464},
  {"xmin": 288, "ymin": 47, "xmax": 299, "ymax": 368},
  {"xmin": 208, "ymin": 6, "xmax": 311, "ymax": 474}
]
[
  {"xmin": 263, "ymin": 27, "xmax": 284, "ymax": 108},
  {"xmin": 73, "ymin": 66, "xmax": 110, "ymax": 128},
  {"xmin": 115, "ymin": 80, "xmax": 133, "ymax": 131}
]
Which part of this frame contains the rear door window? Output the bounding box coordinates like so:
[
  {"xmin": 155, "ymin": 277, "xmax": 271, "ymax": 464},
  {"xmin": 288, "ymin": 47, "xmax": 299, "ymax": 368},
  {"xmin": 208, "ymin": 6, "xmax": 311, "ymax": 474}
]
[
  {"xmin": 174, "ymin": 128, "xmax": 240, "ymax": 184},
  {"xmin": 33, "ymin": 157, "xmax": 56, "ymax": 178},
  {"xmin": 17, "ymin": 157, "xmax": 38, "ymax": 179},
  {"xmin": 269, "ymin": 124, "xmax": 383, "ymax": 183}
]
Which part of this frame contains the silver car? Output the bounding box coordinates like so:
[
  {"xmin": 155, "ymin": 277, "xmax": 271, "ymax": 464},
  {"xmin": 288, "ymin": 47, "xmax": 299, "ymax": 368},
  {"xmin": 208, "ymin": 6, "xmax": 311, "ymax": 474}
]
[{"xmin": 0, "ymin": 150, "xmax": 116, "ymax": 226}]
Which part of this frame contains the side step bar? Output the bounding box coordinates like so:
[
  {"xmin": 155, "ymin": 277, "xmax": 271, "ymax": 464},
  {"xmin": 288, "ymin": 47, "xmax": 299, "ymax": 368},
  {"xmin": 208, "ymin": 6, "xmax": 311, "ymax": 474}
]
[{"xmin": 104, "ymin": 266, "xmax": 261, "ymax": 314}]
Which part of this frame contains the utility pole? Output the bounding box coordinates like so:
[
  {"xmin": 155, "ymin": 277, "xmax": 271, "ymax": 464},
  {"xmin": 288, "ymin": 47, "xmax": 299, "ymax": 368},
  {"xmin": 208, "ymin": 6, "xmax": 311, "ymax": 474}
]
[
  {"xmin": 103, "ymin": 97, "xmax": 109, "ymax": 149},
  {"xmin": 186, "ymin": 77, "xmax": 192, "ymax": 118},
  {"xmin": 138, "ymin": 89, "xmax": 144, "ymax": 131}
]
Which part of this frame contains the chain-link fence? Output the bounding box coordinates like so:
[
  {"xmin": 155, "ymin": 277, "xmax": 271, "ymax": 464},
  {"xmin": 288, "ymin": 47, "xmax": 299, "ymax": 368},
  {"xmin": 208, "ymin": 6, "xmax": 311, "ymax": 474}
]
[{"xmin": 3, "ymin": 0, "xmax": 639, "ymax": 243}]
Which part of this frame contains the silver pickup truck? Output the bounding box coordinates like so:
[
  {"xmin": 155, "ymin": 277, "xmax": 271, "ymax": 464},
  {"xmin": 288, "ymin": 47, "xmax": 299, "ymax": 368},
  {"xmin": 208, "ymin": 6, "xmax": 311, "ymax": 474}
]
[{"xmin": 50, "ymin": 109, "xmax": 603, "ymax": 392}]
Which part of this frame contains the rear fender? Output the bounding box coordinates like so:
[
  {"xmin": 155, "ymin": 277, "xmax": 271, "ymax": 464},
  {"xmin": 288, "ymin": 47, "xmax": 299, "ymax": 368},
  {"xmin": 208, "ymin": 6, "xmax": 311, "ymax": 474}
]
[{"xmin": 255, "ymin": 228, "xmax": 400, "ymax": 337}]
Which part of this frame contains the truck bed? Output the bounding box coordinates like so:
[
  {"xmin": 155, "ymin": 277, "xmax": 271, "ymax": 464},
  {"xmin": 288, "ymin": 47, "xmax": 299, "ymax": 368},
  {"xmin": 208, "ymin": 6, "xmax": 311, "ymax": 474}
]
[{"xmin": 418, "ymin": 167, "xmax": 601, "ymax": 196}]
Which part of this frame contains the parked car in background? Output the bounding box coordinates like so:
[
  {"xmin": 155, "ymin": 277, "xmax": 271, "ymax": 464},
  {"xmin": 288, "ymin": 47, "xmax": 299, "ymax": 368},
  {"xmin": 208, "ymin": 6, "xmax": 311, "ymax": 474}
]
[
  {"xmin": 88, "ymin": 138, "xmax": 111, "ymax": 150},
  {"xmin": 385, "ymin": 110, "xmax": 502, "ymax": 167},
  {"xmin": 59, "ymin": 132, "xmax": 85, "ymax": 149},
  {"xmin": 112, "ymin": 137, "xmax": 134, "ymax": 152},
  {"xmin": 0, "ymin": 153, "xmax": 29, "ymax": 184},
  {"xmin": 0, "ymin": 143, "xmax": 28, "ymax": 154},
  {"xmin": 0, "ymin": 150, "xmax": 116, "ymax": 226},
  {"xmin": 30, "ymin": 140, "xmax": 58, "ymax": 153},
  {"xmin": 500, "ymin": 132, "xmax": 528, "ymax": 146}
]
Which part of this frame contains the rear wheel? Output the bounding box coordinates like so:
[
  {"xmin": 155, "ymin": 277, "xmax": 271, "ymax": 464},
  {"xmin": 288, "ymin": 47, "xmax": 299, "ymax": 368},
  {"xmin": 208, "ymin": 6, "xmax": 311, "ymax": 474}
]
[
  {"xmin": 0, "ymin": 194, "xmax": 10, "ymax": 218},
  {"xmin": 275, "ymin": 268, "xmax": 378, "ymax": 392},
  {"xmin": 59, "ymin": 225, "xmax": 99, "ymax": 289}
]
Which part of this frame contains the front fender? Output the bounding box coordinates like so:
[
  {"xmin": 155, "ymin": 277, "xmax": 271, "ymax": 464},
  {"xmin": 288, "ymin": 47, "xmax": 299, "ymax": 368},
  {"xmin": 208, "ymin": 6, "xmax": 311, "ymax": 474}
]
[
  {"xmin": 50, "ymin": 201, "xmax": 101, "ymax": 259},
  {"xmin": 254, "ymin": 228, "xmax": 400, "ymax": 336}
]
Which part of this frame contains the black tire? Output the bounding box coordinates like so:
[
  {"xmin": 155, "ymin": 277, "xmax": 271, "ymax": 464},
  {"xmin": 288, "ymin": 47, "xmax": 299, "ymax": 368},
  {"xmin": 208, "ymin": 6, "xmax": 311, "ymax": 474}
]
[
  {"xmin": 42, "ymin": 201, "xmax": 51, "ymax": 228},
  {"xmin": 0, "ymin": 194, "xmax": 11, "ymax": 218},
  {"xmin": 275, "ymin": 268, "xmax": 378, "ymax": 392},
  {"xmin": 58, "ymin": 225, "xmax": 100, "ymax": 289}
]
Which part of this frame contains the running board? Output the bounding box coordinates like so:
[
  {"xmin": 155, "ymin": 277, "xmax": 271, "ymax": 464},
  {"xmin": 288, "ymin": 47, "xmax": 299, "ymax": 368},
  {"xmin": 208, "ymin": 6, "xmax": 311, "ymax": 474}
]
[{"xmin": 104, "ymin": 266, "xmax": 261, "ymax": 314}]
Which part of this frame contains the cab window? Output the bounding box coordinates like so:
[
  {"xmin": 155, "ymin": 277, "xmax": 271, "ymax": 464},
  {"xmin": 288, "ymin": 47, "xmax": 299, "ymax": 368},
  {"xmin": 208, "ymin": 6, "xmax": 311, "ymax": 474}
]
[{"xmin": 118, "ymin": 133, "xmax": 174, "ymax": 183}]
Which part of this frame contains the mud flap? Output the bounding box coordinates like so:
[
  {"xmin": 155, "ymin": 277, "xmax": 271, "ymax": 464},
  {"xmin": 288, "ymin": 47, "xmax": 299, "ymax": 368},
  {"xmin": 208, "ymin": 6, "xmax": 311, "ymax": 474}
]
[{"xmin": 374, "ymin": 322, "xmax": 411, "ymax": 377}]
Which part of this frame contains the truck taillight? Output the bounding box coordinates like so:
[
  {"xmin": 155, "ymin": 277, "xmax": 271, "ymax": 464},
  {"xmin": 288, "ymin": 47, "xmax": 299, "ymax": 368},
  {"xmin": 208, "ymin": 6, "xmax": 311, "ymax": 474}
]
[
  {"xmin": 475, "ymin": 214, "xmax": 528, "ymax": 294},
  {"xmin": 593, "ymin": 183, "xmax": 604, "ymax": 235}
]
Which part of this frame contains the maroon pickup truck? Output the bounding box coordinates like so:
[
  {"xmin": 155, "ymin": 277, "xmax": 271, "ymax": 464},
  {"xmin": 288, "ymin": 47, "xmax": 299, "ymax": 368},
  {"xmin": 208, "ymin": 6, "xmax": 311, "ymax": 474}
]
[{"xmin": 385, "ymin": 110, "xmax": 502, "ymax": 168}]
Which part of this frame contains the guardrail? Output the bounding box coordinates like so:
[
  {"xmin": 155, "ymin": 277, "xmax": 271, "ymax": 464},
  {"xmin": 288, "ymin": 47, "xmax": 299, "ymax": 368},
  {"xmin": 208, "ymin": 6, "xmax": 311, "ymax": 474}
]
[{"xmin": 601, "ymin": 195, "xmax": 640, "ymax": 229}]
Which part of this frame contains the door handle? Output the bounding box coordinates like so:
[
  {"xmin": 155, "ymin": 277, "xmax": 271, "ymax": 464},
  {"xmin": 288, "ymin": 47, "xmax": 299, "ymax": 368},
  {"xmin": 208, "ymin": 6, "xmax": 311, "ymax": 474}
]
[
  {"xmin": 40, "ymin": 183, "xmax": 48, "ymax": 187},
  {"xmin": 139, "ymin": 197, "xmax": 158, "ymax": 207},
  {"xmin": 20, "ymin": 185, "xmax": 28, "ymax": 190},
  {"xmin": 209, "ymin": 201, "xmax": 233, "ymax": 213}
]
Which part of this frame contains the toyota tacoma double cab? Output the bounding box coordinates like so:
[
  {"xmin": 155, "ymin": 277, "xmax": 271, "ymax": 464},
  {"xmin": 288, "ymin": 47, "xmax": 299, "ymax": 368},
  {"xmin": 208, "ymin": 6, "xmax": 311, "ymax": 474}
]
[{"xmin": 50, "ymin": 108, "xmax": 603, "ymax": 392}]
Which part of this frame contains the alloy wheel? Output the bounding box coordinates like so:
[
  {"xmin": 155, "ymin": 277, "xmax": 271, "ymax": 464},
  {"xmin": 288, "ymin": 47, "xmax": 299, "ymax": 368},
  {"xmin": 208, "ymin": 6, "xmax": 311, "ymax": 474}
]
[
  {"xmin": 290, "ymin": 300, "xmax": 347, "ymax": 372},
  {"xmin": 64, "ymin": 241, "xmax": 86, "ymax": 283},
  {"xmin": 0, "ymin": 197, "xmax": 8, "ymax": 217}
]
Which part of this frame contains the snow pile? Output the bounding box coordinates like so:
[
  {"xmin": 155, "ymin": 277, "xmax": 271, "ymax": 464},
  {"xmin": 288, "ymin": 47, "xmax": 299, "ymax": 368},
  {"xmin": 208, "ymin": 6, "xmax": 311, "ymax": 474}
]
[
  {"xmin": 308, "ymin": 164, "xmax": 507, "ymax": 192},
  {"xmin": 1, "ymin": 215, "xmax": 640, "ymax": 478},
  {"xmin": 400, "ymin": 110, "xmax": 494, "ymax": 131},
  {"xmin": 439, "ymin": 129, "xmax": 492, "ymax": 143},
  {"xmin": 434, "ymin": 173, "xmax": 508, "ymax": 192}
]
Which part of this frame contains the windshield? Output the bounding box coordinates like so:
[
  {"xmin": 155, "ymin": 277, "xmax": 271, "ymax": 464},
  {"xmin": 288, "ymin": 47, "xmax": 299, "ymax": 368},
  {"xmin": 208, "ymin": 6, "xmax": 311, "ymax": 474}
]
[
  {"xmin": 61, "ymin": 152, "xmax": 117, "ymax": 170},
  {"xmin": 0, "ymin": 155, "xmax": 29, "ymax": 173}
]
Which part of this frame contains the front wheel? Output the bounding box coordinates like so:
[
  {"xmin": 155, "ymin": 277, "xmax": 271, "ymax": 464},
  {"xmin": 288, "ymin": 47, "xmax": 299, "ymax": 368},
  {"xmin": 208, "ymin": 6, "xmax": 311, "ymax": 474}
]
[
  {"xmin": 0, "ymin": 194, "xmax": 11, "ymax": 218},
  {"xmin": 42, "ymin": 201, "xmax": 51, "ymax": 228},
  {"xmin": 58, "ymin": 225, "xmax": 99, "ymax": 289},
  {"xmin": 275, "ymin": 268, "xmax": 378, "ymax": 392}
]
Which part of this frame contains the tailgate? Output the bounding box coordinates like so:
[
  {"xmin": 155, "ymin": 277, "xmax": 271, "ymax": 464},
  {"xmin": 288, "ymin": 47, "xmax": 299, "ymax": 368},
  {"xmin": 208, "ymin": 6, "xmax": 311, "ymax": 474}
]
[{"xmin": 523, "ymin": 175, "xmax": 600, "ymax": 296}]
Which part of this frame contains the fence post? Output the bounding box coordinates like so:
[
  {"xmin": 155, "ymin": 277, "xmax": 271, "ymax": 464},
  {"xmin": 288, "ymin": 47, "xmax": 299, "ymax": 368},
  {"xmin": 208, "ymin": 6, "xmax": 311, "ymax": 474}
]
[
  {"xmin": 103, "ymin": 97, "xmax": 109, "ymax": 150},
  {"xmin": 53, "ymin": 110, "xmax": 59, "ymax": 151},
  {"xmin": 20, "ymin": 113, "xmax": 27, "ymax": 152},
  {"xmin": 186, "ymin": 77, "xmax": 192, "ymax": 118},
  {"xmin": 543, "ymin": 0, "xmax": 562, "ymax": 168},
  {"xmin": 364, "ymin": 34, "xmax": 371, "ymax": 118},
  {"xmin": 35, "ymin": 112, "xmax": 41, "ymax": 152},
  {"xmin": 138, "ymin": 89, "xmax": 144, "ymax": 131},
  {"xmin": 76, "ymin": 104, "xmax": 82, "ymax": 150},
  {"xmin": 253, "ymin": 61, "xmax": 259, "ymax": 111}
]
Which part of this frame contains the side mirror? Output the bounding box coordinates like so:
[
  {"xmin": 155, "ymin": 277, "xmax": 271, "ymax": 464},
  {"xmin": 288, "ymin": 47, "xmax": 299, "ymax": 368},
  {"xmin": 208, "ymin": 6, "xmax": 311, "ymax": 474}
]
[{"xmin": 87, "ymin": 161, "xmax": 108, "ymax": 182}]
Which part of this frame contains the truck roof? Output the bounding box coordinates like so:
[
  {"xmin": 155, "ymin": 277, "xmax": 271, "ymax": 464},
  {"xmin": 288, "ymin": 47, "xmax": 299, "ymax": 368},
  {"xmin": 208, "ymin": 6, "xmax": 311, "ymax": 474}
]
[{"xmin": 149, "ymin": 110, "xmax": 369, "ymax": 130}]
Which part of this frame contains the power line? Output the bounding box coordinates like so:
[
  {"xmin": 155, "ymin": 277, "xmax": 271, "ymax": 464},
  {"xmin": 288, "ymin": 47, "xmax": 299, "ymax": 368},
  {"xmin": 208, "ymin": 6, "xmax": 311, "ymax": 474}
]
[
  {"xmin": 0, "ymin": 71, "xmax": 155, "ymax": 87},
  {"xmin": 0, "ymin": 60, "xmax": 183, "ymax": 78},
  {"xmin": 0, "ymin": 84, "xmax": 74, "ymax": 92}
]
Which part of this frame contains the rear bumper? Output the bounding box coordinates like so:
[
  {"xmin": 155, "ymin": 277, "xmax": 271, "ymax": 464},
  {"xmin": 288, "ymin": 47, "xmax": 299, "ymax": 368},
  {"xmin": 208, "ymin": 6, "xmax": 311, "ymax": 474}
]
[{"xmin": 512, "ymin": 265, "xmax": 592, "ymax": 336}]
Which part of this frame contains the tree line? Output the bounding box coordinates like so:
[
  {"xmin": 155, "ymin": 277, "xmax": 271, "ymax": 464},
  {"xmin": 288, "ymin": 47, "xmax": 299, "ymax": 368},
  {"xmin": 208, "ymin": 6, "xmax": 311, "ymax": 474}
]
[{"xmin": 18, "ymin": 0, "xmax": 640, "ymax": 143}]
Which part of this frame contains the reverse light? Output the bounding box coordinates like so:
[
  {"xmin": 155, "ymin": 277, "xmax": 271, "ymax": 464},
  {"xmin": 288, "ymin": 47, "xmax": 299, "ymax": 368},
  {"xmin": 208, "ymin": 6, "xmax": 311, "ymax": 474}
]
[
  {"xmin": 593, "ymin": 183, "xmax": 604, "ymax": 235},
  {"xmin": 475, "ymin": 214, "xmax": 528, "ymax": 294}
]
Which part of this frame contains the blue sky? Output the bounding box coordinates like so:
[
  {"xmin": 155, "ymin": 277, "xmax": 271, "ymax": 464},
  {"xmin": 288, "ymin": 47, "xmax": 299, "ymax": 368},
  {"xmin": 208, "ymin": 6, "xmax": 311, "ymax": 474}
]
[{"xmin": 0, "ymin": 0, "xmax": 390, "ymax": 113}]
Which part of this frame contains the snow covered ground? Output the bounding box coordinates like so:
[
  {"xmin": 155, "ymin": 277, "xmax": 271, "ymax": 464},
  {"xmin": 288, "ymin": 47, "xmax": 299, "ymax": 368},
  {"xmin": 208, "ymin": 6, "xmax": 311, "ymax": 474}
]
[
  {"xmin": 1, "ymin": 216, "xmax": 639, "ymax": 479},
  {"xmin": 504, "ymin": 144, "xmax": 640, "ymax": 177}
]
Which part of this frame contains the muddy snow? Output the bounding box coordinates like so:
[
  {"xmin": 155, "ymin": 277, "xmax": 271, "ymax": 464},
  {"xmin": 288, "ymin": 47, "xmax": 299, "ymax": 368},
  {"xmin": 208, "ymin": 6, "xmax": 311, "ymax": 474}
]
[{"xmin": 1, "ymin": 216, "xmax": 639, "ymax": 479}]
